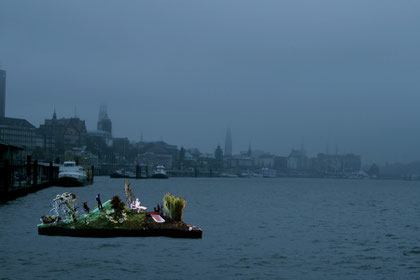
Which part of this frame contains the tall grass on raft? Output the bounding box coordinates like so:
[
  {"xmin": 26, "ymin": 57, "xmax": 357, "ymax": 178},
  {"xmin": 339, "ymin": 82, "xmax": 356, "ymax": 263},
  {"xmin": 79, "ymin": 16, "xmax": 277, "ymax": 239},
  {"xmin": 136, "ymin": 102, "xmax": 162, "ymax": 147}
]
[{"xmin": 163, "ymin": 193, "xmax": 186, "ymax": 221}]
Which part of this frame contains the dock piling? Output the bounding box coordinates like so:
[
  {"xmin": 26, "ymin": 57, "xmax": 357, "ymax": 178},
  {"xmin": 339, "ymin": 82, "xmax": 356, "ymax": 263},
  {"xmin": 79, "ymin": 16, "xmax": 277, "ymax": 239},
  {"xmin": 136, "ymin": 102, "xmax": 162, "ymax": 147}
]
[
  {"xmin": 3, "ymin": 160, "xmax": 10, "ymax": 192},
  {"xmin": 26, "ymin": 155, "xmax": 31, "ymax": 183},
  {"xmin": 33, "ymin": 160, "xmax": 38, "ymax": 186},
  {"xmin": 91, "ymin": 165, "xmax": 94, "ymax": 184},
  {"xmin": 49, "ymin": 161, "xmax": 53, "ymax": 182}
]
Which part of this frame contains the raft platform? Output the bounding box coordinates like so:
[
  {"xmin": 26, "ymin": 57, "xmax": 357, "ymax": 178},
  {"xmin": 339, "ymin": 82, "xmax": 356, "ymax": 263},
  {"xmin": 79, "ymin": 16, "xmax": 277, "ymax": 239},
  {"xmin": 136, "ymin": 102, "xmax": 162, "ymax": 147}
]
[{"xmin": 38, "ymin": 226, "xmax": 202, "ymax": 238}]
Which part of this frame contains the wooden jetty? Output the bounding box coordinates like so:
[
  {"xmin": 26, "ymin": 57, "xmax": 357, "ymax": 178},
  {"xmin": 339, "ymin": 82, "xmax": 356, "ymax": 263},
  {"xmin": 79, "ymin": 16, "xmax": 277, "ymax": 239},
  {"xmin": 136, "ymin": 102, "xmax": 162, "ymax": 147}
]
[{"xmin": 0, "ymin": 155, "xmax": 60, "ymax": 202}]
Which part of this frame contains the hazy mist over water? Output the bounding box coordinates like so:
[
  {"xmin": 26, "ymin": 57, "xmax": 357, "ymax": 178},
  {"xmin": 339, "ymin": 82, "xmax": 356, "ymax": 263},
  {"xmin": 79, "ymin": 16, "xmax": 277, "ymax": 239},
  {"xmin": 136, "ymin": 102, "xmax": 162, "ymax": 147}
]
[{"xmin": 1, "ymin": 0, "xmax": 420, "ymax": 163}]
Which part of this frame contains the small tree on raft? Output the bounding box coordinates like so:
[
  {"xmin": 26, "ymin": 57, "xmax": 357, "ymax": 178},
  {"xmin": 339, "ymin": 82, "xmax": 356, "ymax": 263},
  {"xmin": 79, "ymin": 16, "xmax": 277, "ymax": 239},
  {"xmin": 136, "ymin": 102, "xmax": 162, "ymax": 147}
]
[
  {"xmin": 163, "ymin": 193, "xmax": 186, "ymax": 221},
  {"xmin": 124, "ymin": 181, "xmax": 135, "ymax": 207},
  {"xmin": 111, "ymin": 195, "xmax": 125, "ymax": 219}
]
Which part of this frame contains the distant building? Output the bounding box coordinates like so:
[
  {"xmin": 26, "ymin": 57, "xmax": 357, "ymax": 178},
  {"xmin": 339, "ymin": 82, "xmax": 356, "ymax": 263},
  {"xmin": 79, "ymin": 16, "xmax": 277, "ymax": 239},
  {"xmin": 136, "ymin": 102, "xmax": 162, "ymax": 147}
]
[
  {"xmin": 214, "ymin": 144, "xmax": 223, "ymax": 161},
  {"xmin": 0, "ymin": 141, "xmax": 23, "ymax": 165},
  {"xmin": 34, "ymin": 130, "xmax": 55, "ymax": 150},
  {"xmin": 135, "ymin": 141, "xmax": 179, "ymax": 168},
  {"xmin": 65, "ymin": 146, "xmax": 99, "ymax": 167},
  {"xmin": 256, "ymin": 154, "xmax": 275, "ymax": 168},
  {"xmin": 224, "ymin": 127, "xmax": 232, "ymax": 157},
  {"xmin": 38, "ymin": 111, "xmax": 87, "ymax": 153},
  {"xmin": 0, "ymin": 69, "xmax": 6, "ymax": 117},
  {"xmin": 97, "ymin": 105, "xmax": 112, "ymax": 136},
  {"xmin": 247, "ymin": 143, "xmax": 252, "ymax": 157},
  {"xmin": 86, "ymin": 130, "xmax": 113, "ymax": 153},
  {"xmin": 342, "ymin": 154, "xmax": 362, "ymax": 172},
  {"xmin": 136, "ymin": 141, "xmax": 178, "ymax": 160},
  {"xmin": 0, "ymin": 117, "xmax": 38, "ymax": 149},
  {"xmin": 250, "ymin": 149, "xmax": 268, "ymax": 160},
  {"xmin": 137, "ymin": 152, "xmax": 173, "ymax": 169},
  {"xmin": 274, "ymin": 156, "xmax": 288, "ymax": 171},
  {"xmin": 313, "ymin": 153, "xmax": 361, "ymax": 173},
  {"xmin": 228, "ymin": 155, "xmax": 254, "ymax": 168},
  {"xmin": 183, "ymin": 151, "xmax": 195, "ymax": 164},
  {"xmin": 287, "ymin": 149, "xmax": 308, "ymax": 170},
  {"xmin": 113, "ymin": 137, "xmax": 130, "ymax": 157}
]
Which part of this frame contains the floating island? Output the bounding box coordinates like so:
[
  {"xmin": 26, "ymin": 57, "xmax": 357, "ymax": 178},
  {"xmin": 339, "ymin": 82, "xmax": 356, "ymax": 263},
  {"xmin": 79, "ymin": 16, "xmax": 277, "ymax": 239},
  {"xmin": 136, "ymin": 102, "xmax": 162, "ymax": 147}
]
[{"xmin": 38, "ymin": 182, "xmax": 202, "ymax": 239}]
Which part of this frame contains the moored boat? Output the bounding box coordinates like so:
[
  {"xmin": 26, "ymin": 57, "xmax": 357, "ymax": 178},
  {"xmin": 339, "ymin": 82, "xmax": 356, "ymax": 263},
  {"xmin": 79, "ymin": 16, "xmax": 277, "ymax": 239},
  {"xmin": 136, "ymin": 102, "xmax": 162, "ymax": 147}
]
[
  {"xmin": 110, "ymin": 169, "xmax": 137, "ymax": 179},
  {"xmin": 151, "ymin": 165, "xmax": 168, "ymax": 179},
  {"xmin": 261, "ymin": 167, "xmax": 277, "ymax": 178},
  {"xmin": 219, "ymin": 173, "xmax": 238, "ymax": 178},
  {"xmin": 57, "ymin": 161, "xmax": 89, "ymax": 186}
]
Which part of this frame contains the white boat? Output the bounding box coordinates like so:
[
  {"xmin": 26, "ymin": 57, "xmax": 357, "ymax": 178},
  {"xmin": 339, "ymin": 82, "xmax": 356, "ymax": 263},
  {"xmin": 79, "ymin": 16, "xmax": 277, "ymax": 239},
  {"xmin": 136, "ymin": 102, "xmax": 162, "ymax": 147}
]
[
  {"xmin": 238, "ymin": 171, "xmax": 253, "ymax": 177},
  {"xmin": 57, "ymin": 161, "xmax": 89, "ymax": 186},
  {"xmin": 261, "ymin": 168, "xmax": 277, "ymax": 178},
  {"xmin": 219, "ymin": 173, "xmax": 238, "ymax": 178},
  {"xmin": 151, "ymin": 165, "xmax": 168, "ymax": 179}
]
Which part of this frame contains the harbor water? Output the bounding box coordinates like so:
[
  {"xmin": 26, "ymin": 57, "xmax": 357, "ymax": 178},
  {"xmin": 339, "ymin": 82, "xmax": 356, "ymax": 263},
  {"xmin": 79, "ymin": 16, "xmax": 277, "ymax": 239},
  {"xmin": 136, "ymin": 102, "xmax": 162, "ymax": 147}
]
[{"xmin": 1, "ymin": 177, "xmax": 419, "ymax": 279}]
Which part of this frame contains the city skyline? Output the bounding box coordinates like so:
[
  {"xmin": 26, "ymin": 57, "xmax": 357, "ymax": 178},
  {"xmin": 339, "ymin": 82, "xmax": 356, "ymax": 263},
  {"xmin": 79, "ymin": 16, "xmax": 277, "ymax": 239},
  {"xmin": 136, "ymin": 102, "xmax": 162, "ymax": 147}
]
[
  {"xmin": 1, "ymin": 1, "xmax": 420, "ymax": 164},
  {"xmin": 0, "ymin": 95, "xmax": 417, "ymax": 165}
]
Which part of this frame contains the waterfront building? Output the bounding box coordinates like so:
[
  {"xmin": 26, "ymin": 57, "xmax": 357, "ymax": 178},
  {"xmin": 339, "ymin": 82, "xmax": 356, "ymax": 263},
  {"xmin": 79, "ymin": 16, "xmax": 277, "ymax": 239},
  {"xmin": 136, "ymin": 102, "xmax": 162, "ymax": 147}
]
[
  {"xmin": 313, "ymin": 153, "xmax": 361, "ymax": 174},
  {"xmin": 195, "ymin": 152, "xmax": 220, "ymax": 170},
  {"xmin": 137, "ymin": 152, "xmax": 173, "ymax": 169},
  {"xmin": 184, "ymin": 151, "xmax": 194, "ymax": 162},
  {"xmin": 34, "ymin": 130, "xmax": 55, "ymax": 150},
  {"xmin": 0, "ymin": 69, "xmax": 5, "ymax": 118},
  {"xmin": 86, "ymin": 130, "xmax": 113, "ymax": 149},
  {"xmin": 250, "ymin": 149, "xmax": 268, "ymax": 159},
  {"xmin": 287, "ymin": 149, "xmax": 308, "ymax": 170},
  {"xmin": 0, "ymin": 117, "xmax": 38, "ymax": 149},
  {"xmin": 274, "ymin": 156, "xmax": 288, "ymax": 171},
  {"xmin": 133, "ymin": 140, "xmax": 179, "ymax": 169},
  {"xmin": 256, "ymin": 154, "xmax": 276, "ymax": 168},
  {"xmin": 65, "ymin": 146, "xmax": 99, "ymax": 167},
  {"xmin": 112, "ymin": 137, "xmax": 130, "ymax": 156},
  {"xmin": 224, "ymin": 127, "xmax": 232, "ymax": 157},
  {"xmin": 84, "ymin": 130, "xmax": 113, "ymax": 164},
  {"xmin": 136, "ymin": 141, "xmax": 178, "ymax": 161},
  {"xmin": 0, "ymin": 140, "xmax": 23, "ymax": 165},
  {"xmin": 38, "ymin": 111, "xmax": 87, "ymax": 153},
  {"xmin": 214, "ymin": 144, "xmax": 223, "ymax": 161},
  {"xmin": 228, "ymin": 155, "xmax": 254, "ymax": 168},
  {"xmin": 341, "ymin": 154, "xmax": 362, "ymax": 172},
  {"xmin": 97, "ymin": 105, "xmax": 112, "ymax": 136}
]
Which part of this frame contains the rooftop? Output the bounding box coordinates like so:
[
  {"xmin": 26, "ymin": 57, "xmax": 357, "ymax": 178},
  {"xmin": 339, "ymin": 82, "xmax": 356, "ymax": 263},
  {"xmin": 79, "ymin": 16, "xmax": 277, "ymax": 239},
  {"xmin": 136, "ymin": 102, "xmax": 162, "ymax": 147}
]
[{"xmin": 0, "ymin": 117, "xmax": 35, "ymax": 129}]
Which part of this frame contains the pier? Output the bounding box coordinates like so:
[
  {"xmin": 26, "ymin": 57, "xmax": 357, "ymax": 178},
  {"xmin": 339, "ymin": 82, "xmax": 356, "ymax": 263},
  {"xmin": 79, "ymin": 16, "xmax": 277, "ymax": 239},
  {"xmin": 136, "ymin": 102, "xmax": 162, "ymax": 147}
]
[{"xmin": 0, "ymin": 155, "xmax": 60, "ymax": 202}]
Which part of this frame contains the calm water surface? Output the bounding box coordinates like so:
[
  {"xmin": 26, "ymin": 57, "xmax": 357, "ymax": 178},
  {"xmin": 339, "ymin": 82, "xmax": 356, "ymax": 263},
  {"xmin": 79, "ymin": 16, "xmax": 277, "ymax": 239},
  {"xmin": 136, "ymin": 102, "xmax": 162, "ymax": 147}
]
[{"xmin": 1, "ymin": 177, "xmax": 420, "ymax": 279}]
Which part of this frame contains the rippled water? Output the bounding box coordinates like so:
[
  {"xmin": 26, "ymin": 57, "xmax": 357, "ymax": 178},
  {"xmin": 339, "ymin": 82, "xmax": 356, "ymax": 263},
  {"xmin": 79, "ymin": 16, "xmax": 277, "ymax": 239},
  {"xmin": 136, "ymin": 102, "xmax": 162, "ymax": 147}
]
[{"xmin": 1, "ymin": 177, "xmax": 420, "ymax": 279}]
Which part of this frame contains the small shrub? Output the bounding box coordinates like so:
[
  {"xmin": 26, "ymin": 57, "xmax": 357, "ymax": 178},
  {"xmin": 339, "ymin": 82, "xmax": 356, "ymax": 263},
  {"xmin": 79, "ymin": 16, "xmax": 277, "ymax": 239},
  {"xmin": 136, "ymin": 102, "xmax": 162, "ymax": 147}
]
[{"xmin": 111, "ymin": 196, "xmax": 125, "ymax": 219}]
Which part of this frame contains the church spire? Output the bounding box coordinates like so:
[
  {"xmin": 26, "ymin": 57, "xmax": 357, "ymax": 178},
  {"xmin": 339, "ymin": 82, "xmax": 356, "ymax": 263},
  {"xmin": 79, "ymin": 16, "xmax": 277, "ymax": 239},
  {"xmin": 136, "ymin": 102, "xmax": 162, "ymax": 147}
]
[{"xmin": 224, "ymin": 127, "xmax": 232, "ymax": 157}]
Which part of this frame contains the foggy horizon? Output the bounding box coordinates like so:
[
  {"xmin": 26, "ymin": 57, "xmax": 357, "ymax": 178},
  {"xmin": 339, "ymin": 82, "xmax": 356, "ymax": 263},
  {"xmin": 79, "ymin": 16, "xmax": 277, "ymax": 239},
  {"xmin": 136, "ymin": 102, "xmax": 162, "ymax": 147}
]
[{"xmin": 1, "ymin": 0, "xmax": 419, "ymax": 164}]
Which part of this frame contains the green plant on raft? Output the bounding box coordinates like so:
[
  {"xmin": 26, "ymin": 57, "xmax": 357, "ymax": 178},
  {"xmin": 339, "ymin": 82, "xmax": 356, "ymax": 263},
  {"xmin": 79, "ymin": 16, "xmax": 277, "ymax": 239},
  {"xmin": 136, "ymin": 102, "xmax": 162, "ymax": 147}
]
[
  {"xmin": 111, "ymin": 195, "xmax": 125, "ymax": 219},
  {"xmin": 172, "ymin": 197, "xmax": 186, "ymax": 221},
  {"xmin": 163, "ymin": 193, "xmax": 171, "ymax": 218},
  {"xmin": 163, "ymin": 193, "xmax": 186, "ymax": 221}
]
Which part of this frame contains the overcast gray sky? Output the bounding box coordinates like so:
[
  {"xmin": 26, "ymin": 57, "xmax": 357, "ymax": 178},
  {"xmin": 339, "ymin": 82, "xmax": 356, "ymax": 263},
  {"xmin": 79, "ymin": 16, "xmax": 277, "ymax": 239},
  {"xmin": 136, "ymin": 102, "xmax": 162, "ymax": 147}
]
[{"xmin": 1, "ymin": 0, "xmax": 419, "ymax": 164}]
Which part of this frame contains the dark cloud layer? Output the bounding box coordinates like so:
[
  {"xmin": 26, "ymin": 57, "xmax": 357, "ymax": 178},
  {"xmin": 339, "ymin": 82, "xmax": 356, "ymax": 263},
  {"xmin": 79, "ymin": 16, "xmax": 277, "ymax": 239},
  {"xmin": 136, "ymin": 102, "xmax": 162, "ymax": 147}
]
[{"xmin": 1, "ymin": 0, "xmax": 419, "ymax": 163}]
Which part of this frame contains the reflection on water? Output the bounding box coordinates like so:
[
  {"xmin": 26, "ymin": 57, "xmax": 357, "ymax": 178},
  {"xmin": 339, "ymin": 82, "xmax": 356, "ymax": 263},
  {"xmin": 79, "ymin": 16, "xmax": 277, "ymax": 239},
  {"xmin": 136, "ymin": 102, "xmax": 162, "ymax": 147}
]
[{"xmin": 1, "ymin": 177, "xmax": 420, "ymax": 279}]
